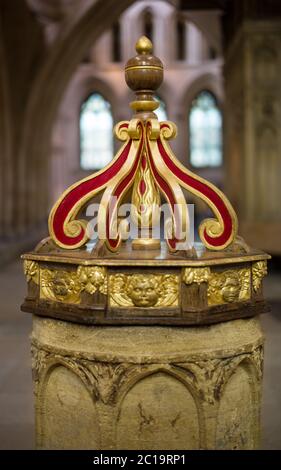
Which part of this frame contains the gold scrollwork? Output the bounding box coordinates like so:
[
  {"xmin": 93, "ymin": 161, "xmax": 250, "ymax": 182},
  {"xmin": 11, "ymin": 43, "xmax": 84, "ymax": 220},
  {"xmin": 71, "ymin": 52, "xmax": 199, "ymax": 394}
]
[
  {"xmin": 77, "ymin": 266, "xmax": 107, "ymax": 295},
  {"xmin": 109, "ymin": 273, "xmax": 179, "ymax": 308},
  {"xmin": 39, "ymin": 266, "xmax": 107, "ymax": 304},
  {"xmin": 252, "ymin": 261, "xmax": 267, "ymax": 292},
  {"xmin": 23, "ymin": 260, "xmax": 39, "ymax": 285},
  {"xmin": 207, "ymin": 269, "xmax": 251, "ymax": 306},
  {"xmin": 183, "ymin": 267, "xmax": 211, "ymax": 285}
]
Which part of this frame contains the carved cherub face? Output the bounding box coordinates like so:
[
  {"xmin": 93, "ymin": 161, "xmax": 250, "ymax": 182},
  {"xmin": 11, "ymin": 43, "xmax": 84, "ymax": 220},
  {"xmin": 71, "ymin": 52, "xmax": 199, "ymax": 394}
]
[
  {"xmin": 221, "ymin": 275, "xmax": 240, "ymax": 303},
  {"xmin": 53, "ymin": 275, "xmax": 69, "ymax": 298},
  {"xmin": 87, "ymin": 269, "xmax": 104, "ymax": 287},
  {"xmin": 126, "ymin": 275, "xmax": 159, "ymax": 307}
]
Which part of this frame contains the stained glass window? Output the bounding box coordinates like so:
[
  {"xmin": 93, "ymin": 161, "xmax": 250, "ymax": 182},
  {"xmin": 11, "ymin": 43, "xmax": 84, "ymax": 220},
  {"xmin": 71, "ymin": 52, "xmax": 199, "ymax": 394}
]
[
  {"xmin": 80, "ymin": 93, "xmax": 113, "ymax": 170},
  {"xmin": 155, "ymin": 96, "xmax": 168, "ymax": 121},
  {"xmin": 189, "ymin": 91, "xmax": 222, "ymax": 167}
]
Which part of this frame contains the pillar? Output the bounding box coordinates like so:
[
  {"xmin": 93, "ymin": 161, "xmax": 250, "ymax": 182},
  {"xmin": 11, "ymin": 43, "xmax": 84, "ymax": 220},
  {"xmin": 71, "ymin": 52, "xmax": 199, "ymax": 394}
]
[
  {"xmin": 31, "ymin": 316, "xmax": 264, "ymax": 450},
  {"xmin": 224, "ymin": 19, "xmax": 281, "ymax": 254}
]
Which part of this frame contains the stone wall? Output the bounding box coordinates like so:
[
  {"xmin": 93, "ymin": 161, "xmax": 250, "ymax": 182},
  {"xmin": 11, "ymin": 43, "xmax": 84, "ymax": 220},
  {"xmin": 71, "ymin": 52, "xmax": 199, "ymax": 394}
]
[{"xmin": 225, "ymin": 19, "xmax": 281, "ymax": 254}]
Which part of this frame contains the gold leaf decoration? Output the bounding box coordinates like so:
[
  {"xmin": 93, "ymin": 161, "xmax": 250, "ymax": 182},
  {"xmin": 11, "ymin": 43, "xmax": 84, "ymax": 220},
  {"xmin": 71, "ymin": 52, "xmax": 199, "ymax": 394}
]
[
  {"xmin": 207, "ymin": 268, "xmax": 251, "ymax": 306},
  {"xmin": 131, "ymin": 149, "xmax": 161, "ymax": 227},
  {"xmin": 23, "ymin": 260, "xmax": 39, "ymax": 285},
  {"xmin": 109, "ymin": 273, "xmax": 179, "ymax": 308},
  {"xmin": 252, "ymin": 261, "xmax": 267, "ymax": 292},
  {"xmin": 77, "ymin": 266, "xmax": 107, "ymax": 295},
  {"xmin": 183, "ymin": 267, "xmax": 211, "ymax": 285},
  {"xmin": 39, "ymin": 266, "xmax": 108, "ymax": 304},
  {"xmin": 40, "ymin": 269, "xmax": 81, "ymax": 304}
]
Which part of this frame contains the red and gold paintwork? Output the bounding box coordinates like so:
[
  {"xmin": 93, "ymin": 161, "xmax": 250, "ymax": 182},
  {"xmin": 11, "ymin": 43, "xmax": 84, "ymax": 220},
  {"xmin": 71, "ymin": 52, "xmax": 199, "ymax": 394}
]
[
  {"xmin": 48, "ymin": 118, "xmax": 237, "ymax": 252},
  {"xmin": 48, "ymin": 37, "xmax": 238, "ymax": 253}
]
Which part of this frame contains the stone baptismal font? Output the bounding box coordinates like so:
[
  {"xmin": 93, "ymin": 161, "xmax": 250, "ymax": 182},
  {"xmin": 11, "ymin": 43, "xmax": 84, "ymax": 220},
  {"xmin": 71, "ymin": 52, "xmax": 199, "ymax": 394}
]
[{"xmin": 22, "ymin": 37, "xmax": 270, "ymax": 450}]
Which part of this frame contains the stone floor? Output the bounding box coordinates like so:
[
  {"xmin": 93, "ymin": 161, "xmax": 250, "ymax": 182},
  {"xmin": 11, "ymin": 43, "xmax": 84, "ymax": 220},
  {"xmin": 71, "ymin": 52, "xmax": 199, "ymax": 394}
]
[{"xmin": 0, "ymin": 260, "xmax": 280, "ymax": 450}]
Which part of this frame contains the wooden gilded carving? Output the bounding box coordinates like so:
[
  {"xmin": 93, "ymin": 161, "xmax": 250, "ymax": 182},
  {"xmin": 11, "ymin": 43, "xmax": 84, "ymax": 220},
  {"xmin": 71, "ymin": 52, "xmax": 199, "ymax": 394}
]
[
  {"xmin": 40, "ymin": 269, "xmax": 81, "ymax": 304},
  {"xmin": 183, "ymin": 267, "xmax": 211, "ymax": 285},
  {"xmin": 252, "ymin": 261, "xmax": 267, "ymax": 292},
  {"xmin": 77, "ymin": 266, "xmax": 107, "ymax": 295},
  {"xmin": 21, "ymin": 36, "xmax": 270, "ymax": 327},
  {"xmin": 23, "ymin": 260, "xmax": 39, "ymax": 285},
  {"xmin": 109, "ymin": 273, "xmax": 179, "ymax": 308},
  {"xmin": 38, "ymin": 266, "xmax": 108, "ymax": 304},
  {"xmin": 207, "ymin": 269, "xmax": 251, "ymax": 306},
  {"xmin": 47, "ymin": 37, "xmax": 238, "ymax": 253},
  {"xmin": 183, "ymin": 266, "xmax": 251, "ymax": 306}
]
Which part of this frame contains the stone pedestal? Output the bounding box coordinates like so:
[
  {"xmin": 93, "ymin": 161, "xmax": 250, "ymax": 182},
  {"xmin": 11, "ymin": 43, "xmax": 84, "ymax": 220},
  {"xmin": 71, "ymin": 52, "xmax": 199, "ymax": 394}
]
[{"xmin": 31, "ymin": 315, "xmax": 264, "ymax": 450}]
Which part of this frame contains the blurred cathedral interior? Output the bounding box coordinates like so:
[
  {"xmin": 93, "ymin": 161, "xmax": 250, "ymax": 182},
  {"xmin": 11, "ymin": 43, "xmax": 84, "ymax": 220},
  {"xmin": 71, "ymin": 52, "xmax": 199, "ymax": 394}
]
[{"xmin": 0, "ymin": 0, "xmax": 281, "ymax": 449}]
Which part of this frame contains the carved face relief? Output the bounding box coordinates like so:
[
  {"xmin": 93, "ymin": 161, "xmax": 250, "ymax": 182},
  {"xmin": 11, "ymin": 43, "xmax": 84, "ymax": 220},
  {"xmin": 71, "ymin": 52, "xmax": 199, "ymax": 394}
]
[
  {"xmin": 52, "ymin": 275, "xmax": 70, "ymax": 299},
  {"xmin": 126, "ymin": 275, "xmax": 159, "ymax": 307},
  {"xmin": 208, "ymin": 269, "xmax": 250, "ymax": 306},
  {"xmin": 221, "ymin": 276, "xmax": 240, "ymax": 303},
  {"xmin": 40, "ymin": 269, "xmax": 80, "ymax": 304},
  {"xmin": 109, "ymin": 273, "xmax": 179, "ymax": 308}
]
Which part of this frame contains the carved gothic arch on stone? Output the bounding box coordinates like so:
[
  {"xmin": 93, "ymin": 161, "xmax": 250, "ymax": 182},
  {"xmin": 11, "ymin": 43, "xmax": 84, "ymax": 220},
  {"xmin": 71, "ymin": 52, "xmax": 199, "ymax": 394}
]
[
  {"xmin": 216, "ymin": 353, "xmax": 263, "ymax": 400},
  {"xmin": 115, "ymin": 366, "xmax": 202, "ymax": 448},
  {"xmin": 214, "ymin": 353, "xmax": 263, "ymax": 449},
  {"xmin": 35, "ymin": 356, "xmax": 102, "ymax": 448},
  {"xmin": 35, "ymin": 356, "xmax": 101, "ymax": 400},
  {"xmin": 116, "ymin": 366, "xmax": 201, "ymax": 407}
]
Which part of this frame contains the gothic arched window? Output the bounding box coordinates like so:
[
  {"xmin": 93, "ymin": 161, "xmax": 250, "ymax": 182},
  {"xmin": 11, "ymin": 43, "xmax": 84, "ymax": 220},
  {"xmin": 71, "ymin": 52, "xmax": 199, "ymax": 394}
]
[
  {"xmin": 112, "ymin": 21, "xmax": 121, "ymax": 62},
  {"xmin": 189, "ymin": 91, "xmax": 222, "ymax": 168},
  {"xmin": 155, "ymin": 96, "xmax": 168, "ymax": 121},
  {"xmin": 177, "ymin": 20, "xmax": 186, "ymax": 61},
  {"xmin": 143, "ymin": 9, "xmax": 153, "ymax": 41},
  {"xmin": 80, "ymin": 93, "xmax": 113, "ymax": 171}
]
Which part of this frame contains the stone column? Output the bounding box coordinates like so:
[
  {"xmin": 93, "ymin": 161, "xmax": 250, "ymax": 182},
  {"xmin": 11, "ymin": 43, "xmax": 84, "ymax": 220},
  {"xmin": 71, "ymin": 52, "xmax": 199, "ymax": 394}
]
[
  {"xmin": 0, "ymin": 26, "xmax": 13, "ymax": 239},
  {"xmin": 31, "ymin": 316, "xmax": 263, "ymax": 450},
  {"xmin": 224, "ymin": 19, "xmax": 281, "ymax": 253},
  {"xmin": 187, "ymin": 22, "xmax": 202, "ymax": 64}
]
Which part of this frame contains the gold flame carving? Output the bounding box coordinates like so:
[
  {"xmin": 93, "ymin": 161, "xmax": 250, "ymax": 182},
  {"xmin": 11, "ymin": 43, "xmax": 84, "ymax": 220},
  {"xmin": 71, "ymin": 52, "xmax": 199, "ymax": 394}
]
[{"xmin": 131, "ymin": 149, "xmax": 161, "ymax": 228}]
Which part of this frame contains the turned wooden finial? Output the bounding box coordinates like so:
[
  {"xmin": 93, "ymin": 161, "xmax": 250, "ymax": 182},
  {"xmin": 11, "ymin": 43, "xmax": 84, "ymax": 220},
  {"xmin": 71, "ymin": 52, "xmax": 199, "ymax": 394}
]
[{"xmin": 125, "ymin": 36, "xmax": 163, "ymax": 118}]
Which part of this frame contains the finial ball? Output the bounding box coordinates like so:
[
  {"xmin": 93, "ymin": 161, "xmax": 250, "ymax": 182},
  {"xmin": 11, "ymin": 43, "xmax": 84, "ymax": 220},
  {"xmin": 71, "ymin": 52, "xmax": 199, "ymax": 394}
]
[
  {"xmin": 125, "ymin": 35, "xmax": 163, "ymax": 98},
  {"xmin": 136, "ymin": 36, "xmax": 153, "ymax": 55}
]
